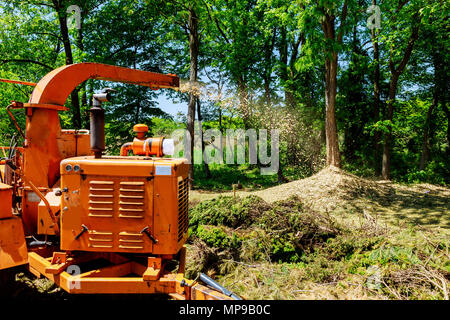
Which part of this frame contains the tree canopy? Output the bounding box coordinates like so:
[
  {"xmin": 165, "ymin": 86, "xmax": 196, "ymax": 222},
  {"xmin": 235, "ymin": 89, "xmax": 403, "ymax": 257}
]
[{"xmin": 0, "ymin": 0, "xmax": 448, "ymax": 184}]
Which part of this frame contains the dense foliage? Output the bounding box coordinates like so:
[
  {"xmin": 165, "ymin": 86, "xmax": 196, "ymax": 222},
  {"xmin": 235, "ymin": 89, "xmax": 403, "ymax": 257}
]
[{"xmin": 0, "ymin": 0, "xmax": 448, "ymax": 184}]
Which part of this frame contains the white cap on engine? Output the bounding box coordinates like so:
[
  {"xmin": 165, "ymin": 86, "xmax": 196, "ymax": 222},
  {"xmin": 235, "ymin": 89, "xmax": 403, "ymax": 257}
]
[{"xmin": 162, "ymin": 138, "xmax": 175, "ymax": 156}]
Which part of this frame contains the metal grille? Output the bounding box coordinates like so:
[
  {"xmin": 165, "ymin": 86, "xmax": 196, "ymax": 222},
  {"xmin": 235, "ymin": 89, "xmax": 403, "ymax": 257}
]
[
  {"xmin": 119, "ymin": 181, "xmax": 145, "ymax": 219},
  {"xmin": 177, "ymin": 178, "xmax": 189, "ymax": 242},
  {"xmin": 88, "ymin": 230, "xmax": 113, "ymax": 249},
  {"xmin": 86, "ymin": 178, "xmax": 148, "ymax": 251},
  {"xmin": 88, "ymin": 180, "xmax": 114, "ymax": 218},
  {"xmin": 118, "ymin": 231, "xmax": 144, "ymax": 250}
]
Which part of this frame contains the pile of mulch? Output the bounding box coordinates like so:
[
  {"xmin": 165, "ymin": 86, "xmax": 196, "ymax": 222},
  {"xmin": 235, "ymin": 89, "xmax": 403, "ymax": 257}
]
[{"xmin": 253, "ymin": 166, "xmax": 394, "ymax": 211}]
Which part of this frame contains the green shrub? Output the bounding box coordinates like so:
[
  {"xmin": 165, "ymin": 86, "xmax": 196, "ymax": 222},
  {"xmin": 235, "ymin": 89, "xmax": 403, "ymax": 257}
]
[
  {"xmin": 403, "ymin": 161, "xmax": 447, "ymax": 185},
  {"xmin": 195, "ymin": 225, "xmax": 241, "ymax": 249},
  {"xmin": 271, "ymin": 238, "xmax": 300, "ymax": 263},
  {"xmin": 189, "ymin": 195, "xmax": 265, "ymax": 229}
]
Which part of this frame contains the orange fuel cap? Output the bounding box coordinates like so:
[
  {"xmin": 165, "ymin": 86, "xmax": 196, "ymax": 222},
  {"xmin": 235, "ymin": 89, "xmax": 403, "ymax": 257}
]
[{"xmin": 133, "ymin": 124, "xmax": 149, "ymax": 133}]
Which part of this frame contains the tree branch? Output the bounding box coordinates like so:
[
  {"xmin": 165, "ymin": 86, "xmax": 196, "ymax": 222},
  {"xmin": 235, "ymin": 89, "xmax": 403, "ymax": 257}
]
[
  {"xmin": 0, "ymin": 59, "xmax": 53, "ymax": 70},
  {"xmin": 202, "ymin": 0, "xmax": 231, "ymax": 44},
  {"xmin": 337, "ymin": 0, "xmax": 349, "ymax": 43},
  {"xmin": 396, "ymin": 22, "xmax": 420, "ymax": 74},
  {"xmin": 390, "ymin": 12, "xmax": 420, "ymax": 75},
  {"xmin": 32, "ymin": 32, "xmax": 63, "ymax": 42}
]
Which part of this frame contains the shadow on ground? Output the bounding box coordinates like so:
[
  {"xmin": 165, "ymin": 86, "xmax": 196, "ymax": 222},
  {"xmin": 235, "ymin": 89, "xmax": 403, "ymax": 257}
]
[{"xmin": 0, "ymin": 266, "xmax": 170, "ymax": 301}]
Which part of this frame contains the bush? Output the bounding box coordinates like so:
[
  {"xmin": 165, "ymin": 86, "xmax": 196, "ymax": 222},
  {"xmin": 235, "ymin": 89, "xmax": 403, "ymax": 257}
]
[
  {"xmin": 189, "ymin": 195, "xmax": 266, "ymax": 229},
  {"xmin": 402, "ymin": 161, "xmax": 448, "ymax": 185},
  {"xmin": 189, "ymin": 195, "xmax": 340, "ymax": 265},
  {"xmin": 187, "ymin": 195, "xmax": 450, "ymax": 300},
  {"xmin": 195, "ymin": 225, "xmax": 241, "ymax": 249}
]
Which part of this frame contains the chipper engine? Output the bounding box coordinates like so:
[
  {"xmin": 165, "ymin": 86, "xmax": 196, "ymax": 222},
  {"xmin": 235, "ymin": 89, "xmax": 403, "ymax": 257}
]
[{"xmin": 0, "ymin": 63, "xmax": 239, "ymax": 300}]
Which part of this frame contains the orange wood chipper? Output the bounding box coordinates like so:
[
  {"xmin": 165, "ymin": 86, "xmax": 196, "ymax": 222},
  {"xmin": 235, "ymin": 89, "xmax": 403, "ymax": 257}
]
[{"xmin": 0, "ymin": 63, "xmax": 239, "ymax": 300}]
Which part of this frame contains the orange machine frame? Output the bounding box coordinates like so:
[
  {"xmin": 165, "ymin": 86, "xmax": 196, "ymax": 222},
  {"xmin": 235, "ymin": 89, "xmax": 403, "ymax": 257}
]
[
  {"xmin": 0, "ymin": 63, "xmax": 237, "ymax": 300},
  {"xmin": 22, "ymin": 63, "xmax": 179, "ymax": 234}
]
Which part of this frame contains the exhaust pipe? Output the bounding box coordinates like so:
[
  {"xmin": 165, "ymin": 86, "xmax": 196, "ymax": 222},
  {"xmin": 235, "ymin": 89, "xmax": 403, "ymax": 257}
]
[{"xmin": 90, "ymin": 88, "xmax": 115, "ymax": 159}]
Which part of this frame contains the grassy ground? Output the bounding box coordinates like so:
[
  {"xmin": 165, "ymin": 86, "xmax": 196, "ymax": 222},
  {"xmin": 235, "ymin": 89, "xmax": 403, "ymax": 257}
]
[
  {"xmin": 186, "ymin": 194, "xmax": 449, "ymax": 300},
  {"xmin": 192, "ymin": 163, "xmax": 307, "ymax": 191}
]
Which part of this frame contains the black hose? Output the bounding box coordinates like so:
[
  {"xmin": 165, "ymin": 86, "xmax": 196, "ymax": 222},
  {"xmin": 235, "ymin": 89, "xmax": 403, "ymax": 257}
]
[
  {"xmin": 7, "ymin": 134, "xmax": 16, "ymax": 159},
  {"xmin": 1, "ymin": 135, "xmax": 17, "ymax": 184},
  {"xmin": 10, "ymin": 141, "xmax": 17, "ymax": 160}
]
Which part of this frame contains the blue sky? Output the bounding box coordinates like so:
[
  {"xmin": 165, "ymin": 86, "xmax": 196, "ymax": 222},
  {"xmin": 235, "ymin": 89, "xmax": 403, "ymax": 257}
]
[{"xmin": 156, "ymin": 94, "xmax": 186, "ymax": 117}]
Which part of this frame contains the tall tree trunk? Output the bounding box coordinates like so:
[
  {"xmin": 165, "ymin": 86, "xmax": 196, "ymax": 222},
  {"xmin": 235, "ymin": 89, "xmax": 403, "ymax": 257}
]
[
  {"xmin": 218, "ymin": 108, "xmax": 223, "ymax": 133},
  {"xmin": 420, "ymin": 44, "xmax": 441, "ymax": 171},
  {"xmin": 443, "ymin": 103, "xmax": 450, "ymax": 157},
  {"xmin": 371, "ymin": 0, "xmax": 382, "ymax": 175},
  {"xmin": 187, "ymin": 6, "xmax": 199, "ymax": 187},
  {"xmin": 263, "ymin": 78, "xmax": 271, "ymax": 106},
  {"xmin": 320, "ymin": 4, "xmax": 347, "ymax": 168},
  {"xmin": 382, "ymin": 76, "xmax": 398, "ymax": 179},
  {"xmin": 262, "ymin": 27, "xmax": 276, "ymax": 106},
  {"xmin": 381, "ymin": 19, "xmax": 419, "ymax": 180},
  {"xmin": 324, "ymin": 51, "xmax": 341, "ymax": 167},
  {"xmin": 278, "ymin": 26, "xmax": 296, "ymax": 108},
  {"xmin": 237, "ymin": 78, "xmax": 249, "ymax": 130},
  {"xmin": 54, "ymin": 0, "xmax": 81, "ymax": 129},
  {"xmin": 419, "ymin": 97, "xmax": 436, "ymax": 170},
  {"xmin": 422, "ymin": 38, "xmax": 447, "ymax": 163},
  {"xmin": 435, "ymin": 43, "xmax": 449, "ymax": 156},
  {"xmin": 196, "ymin": 97, "xmax": 211, "ymax": 178}
]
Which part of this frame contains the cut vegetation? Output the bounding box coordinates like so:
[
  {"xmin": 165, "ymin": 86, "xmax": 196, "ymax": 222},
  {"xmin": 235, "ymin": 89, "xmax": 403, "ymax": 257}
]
[{"xmin": 186, "ymin": 167, "xmax": 449, "ymax": 300}]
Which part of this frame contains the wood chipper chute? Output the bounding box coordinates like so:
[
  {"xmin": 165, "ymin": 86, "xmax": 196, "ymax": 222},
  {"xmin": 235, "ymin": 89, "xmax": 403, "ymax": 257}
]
[{"xmin": 0, "ymin": 63, "xmax": 240, "ymax": 300}]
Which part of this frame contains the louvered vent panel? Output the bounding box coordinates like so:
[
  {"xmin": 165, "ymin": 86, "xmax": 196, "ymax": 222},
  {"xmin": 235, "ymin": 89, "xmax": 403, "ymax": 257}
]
[
  {"xmin": 119, "ymin": 181, "xmax": 145, "ymax": 219},
  {"xmin": 177, "ymin": 178, "xmax": 189, "ymax": 242},
  {"xmin": 89, "ymin": 180, "xmax": 114, "ymax": 218},
  {"xmin": 88, "ymin": 230, "xmax": 113, "ymax": 248},
  {"xmin": 118, "ymin": 231, "xmax": 144, "ymax": 250}
]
